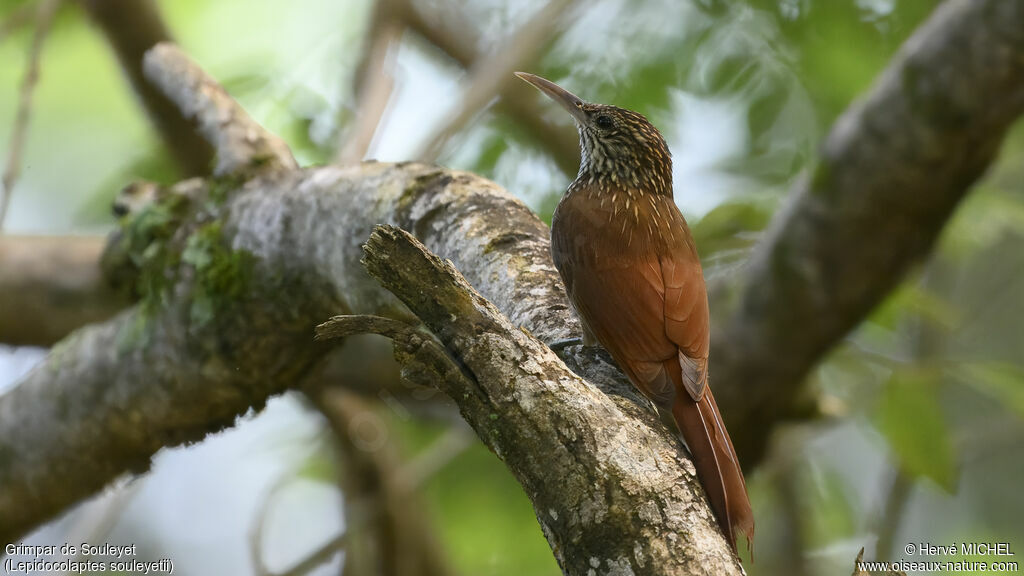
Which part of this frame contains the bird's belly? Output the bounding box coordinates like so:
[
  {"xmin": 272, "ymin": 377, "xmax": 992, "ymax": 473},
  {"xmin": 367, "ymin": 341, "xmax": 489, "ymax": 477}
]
[
  {"xmin": 550, "ymin": 195, "xmax": 677, "ymax": 363},
  {"xmin": 551, "ymin": 194, "xmax": 662, "ymax": 268}
]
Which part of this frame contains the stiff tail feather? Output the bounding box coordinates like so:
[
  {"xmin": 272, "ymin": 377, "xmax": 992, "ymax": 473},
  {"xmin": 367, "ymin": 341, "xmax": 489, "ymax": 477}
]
[{"xmin": 669, "ymin": 363, "xmax": 755, "ymax": 555}]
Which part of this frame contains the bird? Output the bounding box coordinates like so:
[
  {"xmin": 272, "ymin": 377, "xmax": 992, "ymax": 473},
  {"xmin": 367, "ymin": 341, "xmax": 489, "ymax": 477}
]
[{"xmin": 515, "ymin": 71, "xmax": 754, "ymax": 554}]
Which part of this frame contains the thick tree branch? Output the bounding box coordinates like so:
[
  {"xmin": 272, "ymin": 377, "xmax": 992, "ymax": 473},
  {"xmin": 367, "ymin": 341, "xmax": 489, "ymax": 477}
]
[
  {"xmin": 328, "ymin": 227, "xmax": 742, "ymax": 574},
  {"xmin": 0, "ymin": 154, "xmax": 741, "ymax": 570},
  {"xmin": 711, "ymin": 0, "xmax": 1024, "ymax": 463},
  {"xmin": 0, "ymin": 160, "xmax": 579, "ymax": 544},
  {"xmin": 0, "ymin": 236, "xmax": 127, "ymax": 346},
  {"xmin": 77, "ymin": 0, "xmax": 215, "ymax": 176}
]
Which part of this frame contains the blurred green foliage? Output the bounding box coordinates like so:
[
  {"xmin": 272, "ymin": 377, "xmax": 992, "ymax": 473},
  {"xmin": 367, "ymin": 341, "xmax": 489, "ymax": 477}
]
[{"xmin": 874, "ymin": 368, "xmax": 956, "ymax": 491}]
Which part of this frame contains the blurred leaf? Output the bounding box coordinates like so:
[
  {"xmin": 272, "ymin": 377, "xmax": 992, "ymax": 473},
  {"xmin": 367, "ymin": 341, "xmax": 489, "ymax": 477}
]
[
  {"xmin": 956, "ymin": 363, "xmax": 1024, "ymax": 421},
  {"xmin": 940, "ymin": 186, "xmax": 1024, "ymax": 260},
  {"xmin": 802, "ymin": 463, "xmax": 858, "ymax": 548},
  {"xmin": 296, "ymin": 448, "xmax": 338, "ymax": 484},
  {"xmin": 219, "ymin": 71, "xmax": 271, "ymax": 98},
  {"xmin": 473, "ymin": 122, "xmax": 513, "ymax": 176},
  {"xmin": 747, "ymin": 83, "xmax": 790, "ymax": 143},
  {"xmin": 692, "ymin": 198, "xmax": 771, "ymax": 256},
  {"xmin": 274, "ymin": 85, "xmax": 333, "ymax": 165},
  {"xmin": 748, "ymin": 0, "xmax": 942, "ymax": 122},
  {"xmin": 868, "ymin": 281, "xmax": 958, "ymax": 334},
  {"xmin": 873, "ymin": 368, "xmax": 957, "ymax": 491}
]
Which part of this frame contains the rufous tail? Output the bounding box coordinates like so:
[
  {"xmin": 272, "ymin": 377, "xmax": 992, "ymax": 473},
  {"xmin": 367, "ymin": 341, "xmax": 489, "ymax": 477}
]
[{"xmin": 669, "ymin": 363, "xmax": 754, "ymax": 555}]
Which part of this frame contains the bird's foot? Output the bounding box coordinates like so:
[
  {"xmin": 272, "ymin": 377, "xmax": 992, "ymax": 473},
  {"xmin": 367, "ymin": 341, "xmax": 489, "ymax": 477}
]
[{"xmin": 547, "ymin": 337, "xmax": 584, "ymax": 353}]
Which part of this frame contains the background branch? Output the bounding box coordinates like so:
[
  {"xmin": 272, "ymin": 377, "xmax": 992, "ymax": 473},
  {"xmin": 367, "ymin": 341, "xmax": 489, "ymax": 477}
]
[
  {"xmin": 0, "ymin": 235, "xmax": 127, "ymax": 346},
  {"xmin": 0, "ymin": 159, "xmax": 576, "ymax": 543},
  {"xmin": 711, "ymin": 0, "xmax": 1024, "ymax": 463},
  {"xmin": 416, "ymin": 0, "xmax": 575, "ymax": 162},
  {"xmin": 0, "ymin": 0, "xmax": 61, "ymax": 230},
  {"xmin": 310, "ymin": 387, "xmax": 457, "ymax": 576},
  {"xmin": 334, "ymin": 0, "xmax": 401, "ymax": 164},
  {"xmin": 395, "ymin": 0, "xmax": 579, "ymax": 175},
  {"xmin": 142, "ymin": 43, "xmax": 297, "ymax": 175},
  {"xmin": 77, "ymin": 0, "xmax": 215, "ymax": 176}
]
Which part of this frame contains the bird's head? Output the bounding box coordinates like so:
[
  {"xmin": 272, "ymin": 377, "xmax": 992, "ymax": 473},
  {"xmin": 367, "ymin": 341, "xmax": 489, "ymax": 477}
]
[{"xmin": 515, "ymin": 72, "xmax": 672, "ymax": 197}]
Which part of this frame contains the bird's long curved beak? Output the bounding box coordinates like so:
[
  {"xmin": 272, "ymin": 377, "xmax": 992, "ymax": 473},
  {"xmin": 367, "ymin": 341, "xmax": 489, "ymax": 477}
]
[{"xmin": 514, "ymin": 72, "xmax": 589, "ymax": 125}]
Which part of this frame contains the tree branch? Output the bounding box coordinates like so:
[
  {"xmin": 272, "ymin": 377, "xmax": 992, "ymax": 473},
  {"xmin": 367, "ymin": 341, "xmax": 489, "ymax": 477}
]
[
  {"xmin": 334, "ymin": 0, "xmax": 401, "ymax": 164},
  {"xmin": 0, "ymin": 159, "xmax": 579, "ymax": 544},
  {"xmin": 396, "ymin": 0, "xmax": 580, "ymax": 175},
  {"xmin": 77, "ymin": 0, "xmax": 215, "ymax": 176},
  {"xmin": 711, "ymin": 0, "xmax": 1024, "ymax": 463},
  {"xmin": 416, "ymin": 0, "xmax": 575, "ymax": 162},
  {"xmin": 0, "ymin": 0, "xmax": 61, "ymax": 230},
  {"xmin": 0, "ymin": 235, "xmax": 128, "ymax": 346},
  {"xmin": 141, "ymin": 43, "xmax": 297, "ymax": 175},
  {"xmin": 308, "ymin": 387, "xmax": 457, "ymax": 576},
  {"xmin": 327, "ymin": 228, "xmax": 743, "ymax": 574}
]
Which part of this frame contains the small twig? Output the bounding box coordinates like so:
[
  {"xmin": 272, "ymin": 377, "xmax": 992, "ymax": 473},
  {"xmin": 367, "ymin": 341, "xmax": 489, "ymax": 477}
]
[
  {"xmin": 397, "ymin": 0, "xmax": 579, "ymax": 174},
  {"xmin": 417, "ymin": 0, "xmax": 575, "ymax": 161},
  {"xmin": 276, "ymin": 533, "xmax": 347, "ymax": 576},
  {"xmin": 249, "ymin": 471, "xmax": 348, "ymax": 576},
  {"xmin": 141, "ymin": 42, "xmax": 297, "ymax": 176},
  {"xmin": 334, "ymin": 0, "xmax": 402, "ymax": 164},
  {"xmin": 249, "ymin": 473, "xmax": 294, "ymax": 576},
  {"xmin": 67, "ymin": 481, "xmax": 142, "ymax": 564},
  {"xmin": 0, "ymin": 0, "xmax": 62, "ymax": 230},
  {"xmin": 315, "ymin": 314, "xmax": 417, "ymax": 342},
  {"xmin": 312, "ymin": 388, "xmax": 457, "ymax": 576},
  {"xmin": 851, "ymin": 548, "xmax": 869, "ymax": 576},
  {"xmin": 316, "ymin": 314, "xmax": 478, "ymax": 401},
  {"xmin": 874, "ymin": 462, "xmax": 914, "ymax": 563}
]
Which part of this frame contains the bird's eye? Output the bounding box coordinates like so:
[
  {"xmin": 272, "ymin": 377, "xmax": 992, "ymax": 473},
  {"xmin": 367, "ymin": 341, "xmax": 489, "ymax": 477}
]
[{"xmin": 594, "ymin": 114, "xmax": 614, "ymax": 130}]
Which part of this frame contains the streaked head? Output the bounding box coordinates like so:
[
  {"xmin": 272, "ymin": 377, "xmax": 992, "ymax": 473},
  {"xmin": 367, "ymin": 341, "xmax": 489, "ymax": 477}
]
[{"xmin": 515, "ymin": 72, "xmax": 672, "ymax": 197}]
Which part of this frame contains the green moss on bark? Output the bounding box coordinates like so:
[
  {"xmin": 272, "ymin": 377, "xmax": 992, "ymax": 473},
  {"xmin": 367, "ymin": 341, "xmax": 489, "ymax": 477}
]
[{"xmin": 181, "ymin": 221, "xmax": 254, "ymax": 328}]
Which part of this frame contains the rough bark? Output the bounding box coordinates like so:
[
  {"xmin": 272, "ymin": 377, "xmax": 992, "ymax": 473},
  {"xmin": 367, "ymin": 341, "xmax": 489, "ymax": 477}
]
[
  {"xmin": 319, "ymin": 226, "xmax": 743, "ymax": 574},
  {"xmin": 0, "ymin": 162, "xmax": 650, "ymax": 548},
  {"xmin": 0, "ymin": 160, "xmax": 742, "ymax": 572},
  {"xmin": 78, "ymin": 0, "xmax": 215, "ymax": 176},
  {"xmin": 712, "ymin": 0, "xmax": 1024, "ymax": 463}
]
